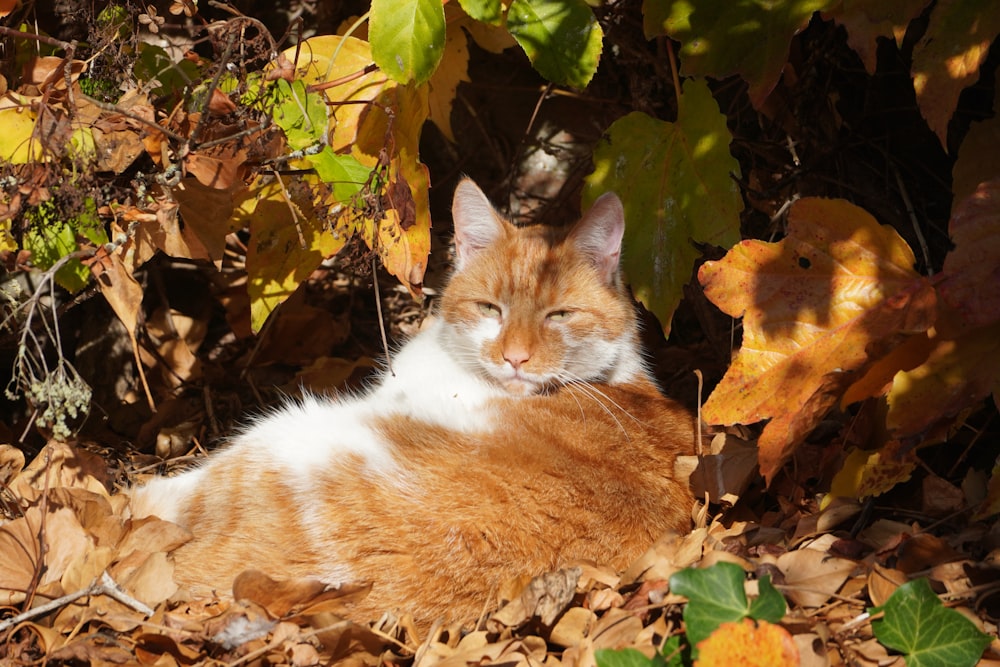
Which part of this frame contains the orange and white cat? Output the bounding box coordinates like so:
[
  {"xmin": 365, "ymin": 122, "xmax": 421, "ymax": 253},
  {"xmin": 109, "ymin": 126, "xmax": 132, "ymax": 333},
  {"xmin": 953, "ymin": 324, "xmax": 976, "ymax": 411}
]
[{"xmin": 131, "ymin": 179, "xmax": 695, "ymax": 626}]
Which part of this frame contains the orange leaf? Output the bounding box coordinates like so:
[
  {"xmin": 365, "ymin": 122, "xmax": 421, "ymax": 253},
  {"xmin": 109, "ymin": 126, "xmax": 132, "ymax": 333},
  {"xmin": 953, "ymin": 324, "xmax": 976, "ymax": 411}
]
[
  {"xmin": 695, "ymin": 618, "xmax": 798, "ymax": 667},
  {"xmin": 699, "ymin": 198, "xmax": 936, "ymax": 481}
]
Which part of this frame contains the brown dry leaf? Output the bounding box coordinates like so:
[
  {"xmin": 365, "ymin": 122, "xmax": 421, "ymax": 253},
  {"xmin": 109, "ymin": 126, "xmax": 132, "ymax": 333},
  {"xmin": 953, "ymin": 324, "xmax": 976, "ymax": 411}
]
[
  {"xmin": 549, "ymin": 607, "xmax": 597, "ymax": 648},
  {"xmin": 775, "ymin": 548, "xmax": 855, "ymax": 608},
  {"xmin": 694, "ymin": 618, "xmax": 799, "ymax": 667},
  {"xmin": 681, "ymin": 432, "xmax": 758, "ymax": 505},
  {"xmin": 489, "ymin": 566, "xmax": 581, "ymax": 629},
  {"xmin": 233, "ymin": 569, "xmax": 372, "ymax": 618},
  {"xmin": 699, "ymin": 197, "xmax": 936, "ymax": 481},
  {"xmin": 867, "ymin": 564, "xmax": 907, "ymax": 607},
  {"xmin": 0, "ymin": 443, "xmax": 25, "ymax": 485},
  {"xmin": 172, "ymin": 178, "xmax": 241, "ymax": 266},
  {"xmin": 428, "ymin": 5, "xmax": 472, "ymax": 142}
]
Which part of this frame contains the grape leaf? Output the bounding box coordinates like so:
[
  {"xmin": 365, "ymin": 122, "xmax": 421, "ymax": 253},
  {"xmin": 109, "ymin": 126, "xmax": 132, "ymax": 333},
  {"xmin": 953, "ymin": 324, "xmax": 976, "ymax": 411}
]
[
  {"xmin": 507, "ymin": 0, "xmax": 603, "ymax": 89},
  {"xmin": 647, "ymin": 0, "xmax": 836, "ymax": 108},
  {"xmin": 698, "ymin": 197, "xmax": 937, "ymax": 481},
  {"xmin": 583, "ymin": 80, "xmax": 741, "ymax": 335},
  {"xmin": 871, "ymin": 578, "xmax": 991, "ymax": 667},
  {"xmin": 669, "ymin": 562, "xmax": 785, "ymax": 649},
  {"xmin": 911, "ymin": 0, "xmax": 1000, "ymax": 149},
  {"xmin": 369, "ymin": 0, "xmax": 446, "ymax": 85}
]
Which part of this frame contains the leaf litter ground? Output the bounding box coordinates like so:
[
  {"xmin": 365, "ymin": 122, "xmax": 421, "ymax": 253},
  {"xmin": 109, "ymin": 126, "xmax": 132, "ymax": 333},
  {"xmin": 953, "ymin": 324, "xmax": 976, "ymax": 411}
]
[{"xmin": 3, "ymin": 3, "xmax": 1000, "ymax": 666}]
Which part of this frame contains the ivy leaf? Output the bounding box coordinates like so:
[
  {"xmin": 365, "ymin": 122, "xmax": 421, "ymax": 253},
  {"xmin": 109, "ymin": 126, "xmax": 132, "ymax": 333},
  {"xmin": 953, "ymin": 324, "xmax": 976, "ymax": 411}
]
[
  {"xmin": 369, "ymin": 0, "xmax": 446, "ymax": 85},
  {"xmin": 594, "ymin": 648, "xmax": 659, "ymax": 667},
  {"xmin": 647, "ymin": 0, "xmax": 835, "ymax": 108},
  {"xmin": 583, "ymin": 79, "xmax": 741, "ymax": 336},
  {"xmin": 669, "ymin": 562, "xmax": 754, "ymax": 647},
  {"xmin": 871, "ymin": 578, "xmax": 991, "ymax": 667},
  {"xmin": 748, "ymin": 575, "xmax": 788, "ymax": 623},
  {"xmin": 507, "ymin": 0, "xmax": 603, "ymax": 89}
]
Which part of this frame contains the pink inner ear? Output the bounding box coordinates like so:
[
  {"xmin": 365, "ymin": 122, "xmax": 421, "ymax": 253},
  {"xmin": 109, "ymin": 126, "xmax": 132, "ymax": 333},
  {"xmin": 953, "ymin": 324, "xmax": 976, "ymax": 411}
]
[
  {"xmin": 572, "ymin": 193, "xmax": 625, "ymax": 284},
  {"xmin": 452, "ymin": 179, "xmax": 504, "ymax": 270}
]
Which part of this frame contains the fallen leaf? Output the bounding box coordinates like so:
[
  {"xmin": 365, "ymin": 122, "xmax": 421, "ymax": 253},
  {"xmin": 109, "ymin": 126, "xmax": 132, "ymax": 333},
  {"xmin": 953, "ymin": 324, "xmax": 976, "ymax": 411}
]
[
  {"xmin": 694, "ymin": 618, "xmax": 799, "ymax": 667},
  {"xmin": 776, "ymin": 548, "xmax": 855, "ymax": 608},
  {"xmin": 699, "ymin": 197, "xmax": 937, "ymax": 481}
]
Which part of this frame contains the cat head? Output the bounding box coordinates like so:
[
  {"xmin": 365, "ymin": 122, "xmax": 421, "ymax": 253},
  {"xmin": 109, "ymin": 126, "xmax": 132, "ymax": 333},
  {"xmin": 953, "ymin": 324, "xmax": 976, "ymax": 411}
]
[{"xmin": 439, "ymin": 179, "xmax": 646, "ymax": 395}]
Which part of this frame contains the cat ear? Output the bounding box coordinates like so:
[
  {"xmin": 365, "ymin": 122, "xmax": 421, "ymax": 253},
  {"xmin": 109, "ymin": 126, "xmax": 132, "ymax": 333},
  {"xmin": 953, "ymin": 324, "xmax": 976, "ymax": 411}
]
[
  {"xmin": 452, "ymin": 179, "xmax": 506, "ymax": 270},
  {"xmin": 570, "ymin": 192, "xmax": 625, "ymax": 284}
]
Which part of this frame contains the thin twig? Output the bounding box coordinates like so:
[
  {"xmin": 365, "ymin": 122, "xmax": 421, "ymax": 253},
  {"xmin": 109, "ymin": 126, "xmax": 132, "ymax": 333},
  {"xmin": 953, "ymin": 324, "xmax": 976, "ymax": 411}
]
[
  {"xmin": 372, "ymin": 257, "xmax": 394, "ymax": 376},
  {"xmin": 892, "ymin": 163, "xmax": 933, "ymax": 275},
  {"xmin": 0, "ymin": 571, "xmax": 154, "ymax": 636}
]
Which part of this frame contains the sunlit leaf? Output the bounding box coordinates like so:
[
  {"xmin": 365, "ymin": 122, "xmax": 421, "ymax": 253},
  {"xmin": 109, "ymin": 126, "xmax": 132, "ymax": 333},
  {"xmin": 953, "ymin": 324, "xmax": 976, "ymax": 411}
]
[
  {"xmin": 698, "ymin": 198, "xmax": 937, "ymax": 481},
  {"xmin": 270, "ymin": 78, "xmax": 328, "ymax": 150},
  {"xmin": 827, "ymin": 445, "xmax": 917, "ymax": 505},
  {"xmin": 0, "ymin": 105, "xmax": 42, "ymax": 163},
  {"xmin": 309, "ymin": 149, "xmax": 371, "ymax": 203},
  {"xmin": 23, "ymin": 199, "xmax": 108, "ymax": 293},
  {"xmin": 428, "ymin": 9, "xmax": 472, "ymax": 142},
  {"xmin": 459, "ymin": 0, "xmax": 503, "ymax": 25},
  {"xmin": 695, "ymin": 618, "xmax": 798, "ymax": 667},
  {"xmin": 238, "ymin": 175, "xmax": 347, "ymax": 332},
  {"xmin": 507, "ymin": 0, "xmax": 603, "ymax": 89},
  {"xmin": 369, "ymin": 0, "xmax": 446, "ymax": 84},
  {"xmin": 584, "ymin": 80, "xmax": 741, "ymax": 335},
  {"xmin": 871, "ymin": 578, "xmax": 991, "ymax": 667},
  {"xmin": 649, "ymin": 0, "xmax": 836, "ymax": 107},
  {"xmin": 911, "ymin": 0, "xmax": 1000, "ymax": 149},
  {"xmin": 670, "ymin": 562, "xmax": 785, "ymax": 649}
]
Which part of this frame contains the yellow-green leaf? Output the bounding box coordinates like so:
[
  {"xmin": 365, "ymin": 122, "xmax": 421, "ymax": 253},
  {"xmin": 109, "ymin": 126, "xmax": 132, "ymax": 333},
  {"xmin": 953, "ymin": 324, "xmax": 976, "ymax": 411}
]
[
  {"xmin": 369, "ymin": 0, "xmax": 446, "ymax": 85},
  {"xmin": 583, "ymin": 80, "xmax": 741, "ymax": 335}
]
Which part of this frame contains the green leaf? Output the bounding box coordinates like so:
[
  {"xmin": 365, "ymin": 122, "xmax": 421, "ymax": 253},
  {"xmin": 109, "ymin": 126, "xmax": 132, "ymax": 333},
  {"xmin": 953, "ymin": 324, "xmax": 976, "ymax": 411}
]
[
  {"xmin": 370, "ymin": 0, "xmax": 446, "ymax": 84},
  {"xmin": 134, "ymin": 43, "xmax": 201, "ymax": 99},
  {"xmin": 309, "ymin": 149, "xmax": 371, "ymax": 203},
  {"xmin": 23, "ymin": 199, "xmax": 108, "ymax": 293},
  {"xmin": 459, "ymin": 0, "xmax": 503, "ymax": 25},
  {"xmin": 648, "ymin": 0, "xmax": 836, "ymax": 107},
  {"xmin": 594, "ymin": 648, "xmax": 659, "ymax": 667},
  {"xmin": 507, "ymin": 0, "xmax": 603, "ymax": 89},
  {"xmin": 583, "ymin": 79, "xmax": 742, "ymax": 336},
  {"xmin": 748, "ymin": 575, "xmax": 788, "ymax": 623},
  {"xmin": 270, "ymin": 79, "xmax": 328, "ymax": 151},
  {"xmin": 871, "ymin": 578, "xmax": 991, "ymax": 667},
  {"xmin": 669, "ymin": 562, "xmax": 753, "ymax": 647}
]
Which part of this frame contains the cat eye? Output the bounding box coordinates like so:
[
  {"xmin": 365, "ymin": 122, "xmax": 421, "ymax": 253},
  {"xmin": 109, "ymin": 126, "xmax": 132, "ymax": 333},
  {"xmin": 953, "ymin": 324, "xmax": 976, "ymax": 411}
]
[
  {"xmin": 477, "ymin": 302, "xmax": 502, "ymax": 318},
  {"xmin": 546, "ymin": 310, "xmax": 571, "ymax": 321}
]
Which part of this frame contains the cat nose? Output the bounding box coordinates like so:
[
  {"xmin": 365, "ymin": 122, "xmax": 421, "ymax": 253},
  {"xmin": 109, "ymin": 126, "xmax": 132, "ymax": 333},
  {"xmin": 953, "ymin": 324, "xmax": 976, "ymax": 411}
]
[{"xmin": 503, "ymin": 346, "xmax": 531, "ymax": 369}]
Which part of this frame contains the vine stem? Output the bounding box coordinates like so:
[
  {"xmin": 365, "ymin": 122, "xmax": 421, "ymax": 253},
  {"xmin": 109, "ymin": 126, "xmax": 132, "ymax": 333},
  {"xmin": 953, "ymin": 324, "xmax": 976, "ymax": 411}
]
[{"xmin": 665, "ymin": 38, "xmax": 683, "ymax": 111}]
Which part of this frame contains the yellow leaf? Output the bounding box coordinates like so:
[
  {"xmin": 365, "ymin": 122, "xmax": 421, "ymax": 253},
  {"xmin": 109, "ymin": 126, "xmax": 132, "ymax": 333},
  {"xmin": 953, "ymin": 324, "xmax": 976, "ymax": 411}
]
[
  {"xmin": 0, "ymin": 105, "xmax": 43, "ymax": 163},
  {"xmin": 695, "ymin": 618, "xmax": 798, "ymax": 667},
  {"xmin": 280, "ymin": 36, "xmax": 431, "ymax": 294},
  {"xmin": 428, "ymin": 11, "xmax": 471, "ymax": 142},
  {"xmin": 699, "ymin": 197, "xmax": 936, "ymax": 481},
  {"xmin": 239, "ymin": 175, "xmax": 347, "ymax": 332},
  {"xmin": 826, "ymin": 444, "xmax": 917, "ymax": 507}
]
